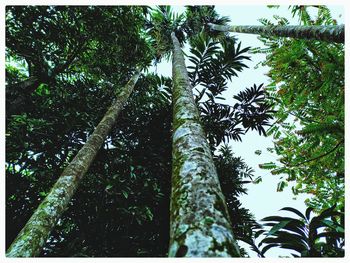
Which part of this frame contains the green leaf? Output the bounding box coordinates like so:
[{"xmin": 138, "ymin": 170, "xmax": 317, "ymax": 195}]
[
  {"xmin": 252, "ymin": 176, "xmax": 262, "ymax": 184},
  {"xmin": 145, "ymin": 207, "xmax": 153, "ymax": 221},
  {"xmin": 310, "ymin": 205, "xmax": 340, "ymax": 229},
  {"xmin": 105, "ymin": 184, "xmax": 113, "ymax": 191},
  {"xmin": 274, "ymin": 231, "xmax": 308, "ymax": 249},
  {"xmin": 261, "ymin": 243, "xmax": 279, "ymax": 255},
  {"xmin": 277, "ymin": 222, "xmax": 307, "ymax": 239},
  {"xmin": 317, "ymin": 204, "xmax": 338, "ymax": 219},
  {"xmin": 130, "ymin": 166, "xmax": 136, "ymax": 179},
  {"xmin": 122, "ymin": 190, "xmax": 128, "ymax": 199},
  {"xmin": 315, "ymin": 231, "xmax": 344, "ymax": 239},
  {"xmin": 38, "ymin": 191, "xmax": 47, "ymax": 197},
  {"xmin": 280, "ymin": 207, "xmax": 306, "ymax": 220},
  {"xmin": 9, "ymin": 194, "xmax": 16, "ymax": 201},
  {"xmin": 254, "ymin": 229, "xmax": 265, "ymax": 238},
  {"xmin": 254, "ymin": 150, "xmax": 262, "ymax": 155},
  {"xmin": 266, "ymin": 220, "xmax": 291, "ymax": 236},
  {"xmin": 261, "ymin": 215, "xmax": 300, "ymax": 222},
  {"xmin": 259, "ymin": 237, "xmax": 278, "ymax": 247},
  {"xmin": 305, "ymin": 207, "xmax": 313, "ymax": 220},
  {"xmin": 259, "ymin": 162, "xmax": 277, "ymax": 170},
  {"xmin": 277, "ymin": 181, "xmax": 287, "ymax": 192},
  {"xmin": 35, "ymin": 83, "xmax": 50, "ymax": 96}
]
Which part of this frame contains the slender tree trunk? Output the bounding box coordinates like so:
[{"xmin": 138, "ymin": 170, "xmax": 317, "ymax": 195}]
[
  {"xmin": 208, "ymin": 23, "xmax": 344, "ymax": 43},
  {"xmin": 6, "ymin": 70, "xmax": 140, "ymax": 257},
  {"xmin": 168, "ymin": 32, "xmax": 240, "ymax": 257}
]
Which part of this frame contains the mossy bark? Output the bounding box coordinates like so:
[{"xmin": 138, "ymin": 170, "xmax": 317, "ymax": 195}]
[
  {"xmin": 6, "ymin": 70, "xmax": 140, "ymax": 257},
  {"xmin": 208, "ymin": 23, "xmax": 344, "ymax": 43},
  {"xmin": 168, "ymin": 32, "xmax": 240, "ymax": 257}
]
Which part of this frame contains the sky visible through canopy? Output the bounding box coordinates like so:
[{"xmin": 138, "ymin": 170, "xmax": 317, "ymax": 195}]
[{"xmin": 152, "ymin": 5, "xmax": 344, "ymax": 257}]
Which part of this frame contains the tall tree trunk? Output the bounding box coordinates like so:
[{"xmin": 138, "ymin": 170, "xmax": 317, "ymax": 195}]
[
  {"xmin": 6, "ymin": 70, "xmax": 140, "ymax": 257},
  {"xmin": 168, "ymin": 32, "xmax": 240, "ymax": 257},
  {"xmin": 208, "ymin": 23, "xmax": 344, "ymax": 43}
]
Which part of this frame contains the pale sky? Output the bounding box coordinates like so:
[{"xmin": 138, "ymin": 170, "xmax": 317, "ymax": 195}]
[{"xmin": 153, "ymin": 5, "xmax": 344, "ymax": 257}]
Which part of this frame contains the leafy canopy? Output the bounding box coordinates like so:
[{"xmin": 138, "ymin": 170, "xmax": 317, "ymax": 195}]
[{"xmin": 254, "ymin": 6, "xmax": 344, "ymax": 211}]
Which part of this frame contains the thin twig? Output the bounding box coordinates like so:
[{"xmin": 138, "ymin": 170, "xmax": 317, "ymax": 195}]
[{"xmin": 287, "ymin": 139, "xmax": 344, "ymax": 167}]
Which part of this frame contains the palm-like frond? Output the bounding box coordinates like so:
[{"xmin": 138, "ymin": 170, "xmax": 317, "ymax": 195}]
[
  {"xmin": 188, "ymin": 33, "xmax": 250, "ymax": 95},
  {"xmin": 187, "ymin": 33, "xmax": 220, "ymax": 87},
  {"xmin": 200, "ymin": 101, "xmax": 244, "ymax": 145},
  {"xmin": 146, "ymin": 6, "xmax": 186, "ymax": 63},
  {"xmin": 257, "ymin": 205, "xmax": 344, "ymax": 257},
  {"xmin": 185, "ymin": 5, "xmax": 230, "ymax": 42},
  {"xmin": 233, "ymin": 84, "xmax": 275, "ymax": 136}
]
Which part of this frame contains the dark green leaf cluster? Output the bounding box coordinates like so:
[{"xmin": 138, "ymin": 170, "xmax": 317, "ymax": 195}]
[
  {"xmin": 6, "ymin": 71, "xmax": 259, "ymax": 256},
  {"xmin": 215, "ymin": 145, "xmax": 261, "ymax": 245},
  {"xmin": 188, "ymin": 34, "xmax": 250, "ymax": 94},
  {"xmin": 233, "ymin": 84, "xmax": 274, "ymax": 136},
  {"xmin": 6, "ymin": 6, "xmax": 151, "ymax": 116},
  {"xmin": 146, "ymin": 6, "xmax": 187, "ymax": 62},
  {"xmin": 184, "ymin": 5, "xmax": 230, "ymax": 43},
  {"xmin": 255, "ymin": 205, "xmax": 344, "ymax": 257},
  {"xmin": 186, "ymin": 34, "xmax": 273, "ymax": 145},
  {"xmin": 6, "ymin": 74, "xmax": 173, "ymax": 256}
]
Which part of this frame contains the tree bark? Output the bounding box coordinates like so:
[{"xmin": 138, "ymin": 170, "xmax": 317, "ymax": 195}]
[
  {"xmin": 168, "ymin": 32, "xmax": 240, "ymax": 257},
  {"xmin": 6, "ymin": 70, "xmax": 140, "ymax": 257},
  {"xmin": 208, "ymin": 23, "xmax": 344, "ymax": 43}
]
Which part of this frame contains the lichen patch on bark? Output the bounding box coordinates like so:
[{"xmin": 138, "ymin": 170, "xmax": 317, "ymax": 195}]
[
  {"xmin": 169, "ymin": 32, "xmax": 240, "ymax": 257},
  {"xmin": 208, "ymin": 23, "xmax": 344, "ymax": 43}
]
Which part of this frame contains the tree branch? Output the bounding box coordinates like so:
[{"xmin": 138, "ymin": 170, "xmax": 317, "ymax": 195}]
[{"xmin": 287, "ymin": 139, "xmax": 344, "ymax": 167}]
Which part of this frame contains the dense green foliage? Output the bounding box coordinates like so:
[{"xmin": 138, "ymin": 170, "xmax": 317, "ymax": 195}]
[
  {"xmin": 6, "ymin": 6, "xmax": 150, "ymax": 117},
  {"xmin": 254, "ymin": 6, "xmax": 344, "ymax": 211},
  {"xmin": 187, "ymin": 33, "xmax": 274, "ymax": 147},
  {"xmin": 248, "ymin": 206, "xmax": 344, "ymax": 257}
]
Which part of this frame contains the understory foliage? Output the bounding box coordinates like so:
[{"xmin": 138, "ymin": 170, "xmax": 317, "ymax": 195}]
[
  {"xmin": 245, "ymin": 206, "xmax": 344, "ymax": 257},
  {"xmin": 253, "ymin": 6, "xmax": 344, "ymax": 211}
]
